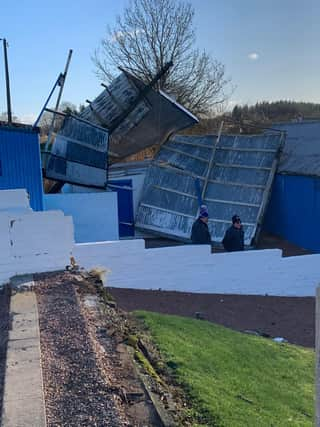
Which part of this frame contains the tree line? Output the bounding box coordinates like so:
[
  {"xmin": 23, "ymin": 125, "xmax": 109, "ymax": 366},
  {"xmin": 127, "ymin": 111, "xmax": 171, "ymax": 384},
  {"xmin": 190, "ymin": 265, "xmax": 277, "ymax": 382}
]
[{"xmin": 231, "ymin": 101, "xmax": 320, "ymax": 123}]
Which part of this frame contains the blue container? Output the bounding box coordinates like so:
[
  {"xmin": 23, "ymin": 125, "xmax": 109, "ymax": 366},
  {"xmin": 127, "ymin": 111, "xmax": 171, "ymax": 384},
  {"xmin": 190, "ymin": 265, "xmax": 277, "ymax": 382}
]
[{"xmin": 0, "ymin": 124, "xmax": 43, "ymax": 210}]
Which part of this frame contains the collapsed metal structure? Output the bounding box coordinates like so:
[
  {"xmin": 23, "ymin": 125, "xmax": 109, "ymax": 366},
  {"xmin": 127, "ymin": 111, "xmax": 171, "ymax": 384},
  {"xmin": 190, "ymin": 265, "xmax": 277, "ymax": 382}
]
[
  {"xmin": 45, "ymin": 115, "xmax": 109, "ymax": 187},
  {"xmin": 135, "ymin": 132, "xmax": 285, "ymax": 245},
  {"xmin": 39, "ymin": 57, "xmax": 285, "ymax": 245},
  {"xmin": 43, "ymin": 68, "xmax": 198, "ymax": 188},
  {"xmin": 79, "ymin": 70, "xmax": 198, "ymax": 160}
]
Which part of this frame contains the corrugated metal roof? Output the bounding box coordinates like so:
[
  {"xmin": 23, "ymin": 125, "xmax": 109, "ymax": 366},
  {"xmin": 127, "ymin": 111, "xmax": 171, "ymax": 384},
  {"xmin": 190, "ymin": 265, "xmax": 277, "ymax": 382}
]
[
  {"xmin": 270, "ymin": 121, "xmax": 320, "ymax": 176},
  {"xmin": 136, "ymin": 133, "xmax": 284, "ymax": 245},
  {"xmin": 0, "ymin": 125, "xmax": 43, "ymax": 210},
  {"xmin": 80, "ymin": 72, "xmax": 198, "ymax": 160}
]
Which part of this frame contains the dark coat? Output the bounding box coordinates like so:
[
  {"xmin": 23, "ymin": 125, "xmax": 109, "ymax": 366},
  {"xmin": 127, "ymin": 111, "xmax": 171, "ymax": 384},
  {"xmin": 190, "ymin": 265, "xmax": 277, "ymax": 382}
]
[
  {"xmin": 222, "ymin": 225, "xmax": 244, "ymax": 252},
  {"xmin": 191, "ymin": 218, "xmax": 211, "ymax": 245}
]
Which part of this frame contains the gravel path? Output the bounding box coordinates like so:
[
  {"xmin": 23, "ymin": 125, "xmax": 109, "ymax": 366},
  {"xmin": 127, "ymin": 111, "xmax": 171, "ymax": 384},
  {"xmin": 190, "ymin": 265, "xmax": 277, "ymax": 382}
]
[
  {"xmin": 0, "ymin": 285, "xmax": 10, "ymax": 424},
  {"xmin": 35, "ymin": 275, "xmax": 127, "ymax": 427}
]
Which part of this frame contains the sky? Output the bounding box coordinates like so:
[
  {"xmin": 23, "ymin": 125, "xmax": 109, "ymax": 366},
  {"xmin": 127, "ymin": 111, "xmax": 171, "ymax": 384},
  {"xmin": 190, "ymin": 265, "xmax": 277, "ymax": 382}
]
[{"xmin": 0, "ymin": 0, "xmax": 319, "ymax": 123}]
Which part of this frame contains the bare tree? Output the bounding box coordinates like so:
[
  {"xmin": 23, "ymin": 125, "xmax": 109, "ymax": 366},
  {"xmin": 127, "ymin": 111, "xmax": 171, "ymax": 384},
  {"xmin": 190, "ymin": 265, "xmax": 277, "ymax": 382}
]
[
  {"xmin": 39, "ymin": 102, "xmax": 80, "ymax": 136},
  {"xmin": 0, "ymin": 112, "xmax": 19, "ymax": 123},
  {"xmin": 93, "ymin": 0, "xmax": 230, "ymax": 116}
]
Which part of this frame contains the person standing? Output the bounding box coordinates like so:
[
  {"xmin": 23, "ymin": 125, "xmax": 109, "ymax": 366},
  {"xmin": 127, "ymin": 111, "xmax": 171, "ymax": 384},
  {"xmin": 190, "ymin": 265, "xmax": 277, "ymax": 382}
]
[
  {"xmin": 222, "ymin": 215, "xmax": 244, "ymax": 252},
  {"xmin": 191, "ymin": 205, "xmax": 211, "ymax": 245}
]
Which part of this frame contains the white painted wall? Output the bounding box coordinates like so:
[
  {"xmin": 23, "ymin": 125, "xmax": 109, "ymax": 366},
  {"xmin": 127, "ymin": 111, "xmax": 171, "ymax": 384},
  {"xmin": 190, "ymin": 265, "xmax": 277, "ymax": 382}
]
[
  {"xmin": 63, "ymin": 173, "xmax": 146, "ymax": 218},
  {"xmin": 0, "ymin": 189, "xmax": 74, "ymax": 286},
  {"xmin": 62, "ymin": 173, "xmax": 151, "ymax": 238},
  {"xmin": 0, "ymin": 189, "xmax": 31, "ymax": 213},
  {"xmin": 44, "ymin": 192, "xmax": 119, "ymax": 243},
  {"xmin": 73, "ymin": 241, "xmax": 320, "ymax": 297}
]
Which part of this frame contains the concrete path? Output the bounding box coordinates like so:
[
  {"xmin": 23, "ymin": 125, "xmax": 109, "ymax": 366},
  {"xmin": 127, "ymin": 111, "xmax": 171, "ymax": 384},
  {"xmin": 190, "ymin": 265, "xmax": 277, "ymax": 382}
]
[{"xmin": 1, "ymin": 276, "xmax": 46, "ymax": 427}]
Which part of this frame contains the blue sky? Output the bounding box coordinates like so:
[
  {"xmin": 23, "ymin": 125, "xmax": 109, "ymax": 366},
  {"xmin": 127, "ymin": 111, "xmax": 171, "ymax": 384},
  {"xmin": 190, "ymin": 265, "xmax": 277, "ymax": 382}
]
[{"xmin": 0, "ymin": 0, "xmax": 319, "ymax": 122}]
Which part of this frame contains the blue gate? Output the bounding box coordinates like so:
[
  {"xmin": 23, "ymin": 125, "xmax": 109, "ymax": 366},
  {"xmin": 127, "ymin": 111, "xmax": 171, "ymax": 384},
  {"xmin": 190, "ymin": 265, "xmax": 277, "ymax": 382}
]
[{"xmin": 108, "ymin": 179, "xmax": 134, "ymax": 237}]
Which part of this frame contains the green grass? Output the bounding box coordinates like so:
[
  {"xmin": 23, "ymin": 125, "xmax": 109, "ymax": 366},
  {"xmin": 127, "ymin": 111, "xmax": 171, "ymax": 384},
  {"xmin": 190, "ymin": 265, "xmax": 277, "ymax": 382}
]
[{"xmin": 135, "ymin": 311, "xmax": 315, "ymax": 427}]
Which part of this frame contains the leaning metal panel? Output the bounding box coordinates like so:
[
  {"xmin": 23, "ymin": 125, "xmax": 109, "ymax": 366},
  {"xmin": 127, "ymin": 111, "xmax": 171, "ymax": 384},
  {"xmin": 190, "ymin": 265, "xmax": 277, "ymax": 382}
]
[
  {"xmin": 45, "ymin": 115, "xmax": 109, "ymax": 188},
  {"xmin": 80, "ymin": 73, "xmax": 150, "ymax": 139},
  {"xmin": 80, "ymin": 72, "xmax": 198, "ymax": 159},
  {"xmin": 136, "ymin": 133, "xmax": 284, "ymax": 245}
]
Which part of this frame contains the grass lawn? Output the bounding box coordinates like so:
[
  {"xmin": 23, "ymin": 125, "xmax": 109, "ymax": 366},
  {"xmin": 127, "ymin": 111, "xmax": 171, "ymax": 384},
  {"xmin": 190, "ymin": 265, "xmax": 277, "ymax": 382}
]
[{"xmin": 135, "ymin": 311, "xmax": 314, "ymax": 427}]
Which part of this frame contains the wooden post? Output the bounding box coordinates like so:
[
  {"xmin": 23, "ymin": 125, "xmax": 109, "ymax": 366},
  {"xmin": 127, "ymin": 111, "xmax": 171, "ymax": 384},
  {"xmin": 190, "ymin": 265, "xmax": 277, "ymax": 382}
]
[{"xmin": 316, "ymin": 286, "xmax": 320, "ymax": 426}]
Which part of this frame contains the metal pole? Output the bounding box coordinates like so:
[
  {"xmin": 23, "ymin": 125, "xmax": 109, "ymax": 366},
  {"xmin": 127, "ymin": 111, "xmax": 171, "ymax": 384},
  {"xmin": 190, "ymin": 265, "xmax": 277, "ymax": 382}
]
[
  {"xmin": 33, "ymin": 74, "xmax": 62, "ymax": 128},
  {"xmin": 1, "ymin": 38, "xmax": 12, "ymax": 124},
  {"xmin": 44, "ymin": 49, "xmax": 73, "ymax": 153},
  {"xmin": 53, "ymin": 49, "xmax": 73, "ymax": 116},
  {"xmin": 201, "ymin": 121, "xmax": 224, "ymax": 201}
]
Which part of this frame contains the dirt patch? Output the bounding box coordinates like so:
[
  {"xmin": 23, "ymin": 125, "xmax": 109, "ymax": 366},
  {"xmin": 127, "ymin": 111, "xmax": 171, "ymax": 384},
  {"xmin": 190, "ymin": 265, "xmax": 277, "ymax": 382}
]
[
  {"xmin": 0, "ymin": 285, "xmax": 10, "ymax": 424},
  {"xmin": 108, "ymin": 288, "xmax": 315, "ymax": 348}
]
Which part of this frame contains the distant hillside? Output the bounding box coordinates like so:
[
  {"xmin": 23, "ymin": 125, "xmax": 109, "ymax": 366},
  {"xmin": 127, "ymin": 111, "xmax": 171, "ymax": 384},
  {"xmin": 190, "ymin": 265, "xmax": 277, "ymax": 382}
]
[
  {"xmin": 181, "ymin": 100, "xmax": 320, "ymax": 137},
  {"xmin": 231, "ymin": 101, "xmax": 320, "ymax": 123}
]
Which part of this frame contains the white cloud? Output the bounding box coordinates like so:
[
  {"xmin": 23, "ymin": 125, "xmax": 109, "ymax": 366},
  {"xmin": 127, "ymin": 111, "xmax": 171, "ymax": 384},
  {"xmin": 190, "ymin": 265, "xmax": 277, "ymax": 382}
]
[{"xmin": 248, "ymin": 52, "xmax": 259, "ymax": 61}]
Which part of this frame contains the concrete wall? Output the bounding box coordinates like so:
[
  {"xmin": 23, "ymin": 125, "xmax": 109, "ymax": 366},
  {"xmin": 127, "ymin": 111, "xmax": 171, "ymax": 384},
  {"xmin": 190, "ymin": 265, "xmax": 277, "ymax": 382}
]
[
  {"xmin": 73, "ymin": 241, "xmax": 320, "ymax": 297},
  {"xmin": 0, "ymin": 189, "xmax": 31, "ymax": 213},
  {"xmin": 44, "ymin": 192, "xmax": 119, "ymax": 243},
  {"xmin": 63, "ymin": 173, "xmax": 146, "ymax": 236},
  {"xmin": 0, "ymin": 189, "xmax": 74, "ymax": 286}
]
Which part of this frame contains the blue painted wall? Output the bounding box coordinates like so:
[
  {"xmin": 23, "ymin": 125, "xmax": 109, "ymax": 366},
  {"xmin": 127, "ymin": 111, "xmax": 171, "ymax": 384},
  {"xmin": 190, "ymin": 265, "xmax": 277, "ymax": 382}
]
[
  {"xmin": 44, "ymin": 192, "xmax": 119, "ymax": 243},
  {"xmin": 264, "ymin": 174, "xmax": 320, "ymax": 252},
  {"xmin": 0, "ymin": 125, "xmax": 43, "ymax": 210}
]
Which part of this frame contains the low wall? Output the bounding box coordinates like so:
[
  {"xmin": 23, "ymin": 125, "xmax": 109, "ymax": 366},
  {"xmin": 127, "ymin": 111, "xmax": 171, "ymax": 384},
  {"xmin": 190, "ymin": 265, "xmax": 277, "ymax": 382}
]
[
  {"xmin": 44, "ymin": 192, "xmax": 119, "ymax": 243},
  {"xmin": 0, "ymin": 189, "xmax": 31, "ymax": 212},
  {"xmin": 0, "ymin": 190, "xmax": 74, "ymax": 286},
  {"xmin": 73, "ymin": 240, "xmax": 319, "ymax": 297}
]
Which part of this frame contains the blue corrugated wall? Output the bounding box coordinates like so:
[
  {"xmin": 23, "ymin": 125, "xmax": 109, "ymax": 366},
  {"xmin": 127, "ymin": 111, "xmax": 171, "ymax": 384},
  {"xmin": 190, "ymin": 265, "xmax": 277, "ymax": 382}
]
[
  {"xmin": 0, "ymin": 126, "xmax": 43, "ymax": 210},
  {"xmin": 264, "ymin": 174, "xmax": 320, "ymax": 252}
]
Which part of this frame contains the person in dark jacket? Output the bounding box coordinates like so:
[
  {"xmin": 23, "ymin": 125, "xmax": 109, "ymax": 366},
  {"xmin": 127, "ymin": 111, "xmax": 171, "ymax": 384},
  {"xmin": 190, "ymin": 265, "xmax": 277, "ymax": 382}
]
[
  {"xmin": 191, "ymin": 205, "xmax": 211, "ymax": 245},
  {"xmin": 222, "ymin": 214, "xmax": 244, "ymax": 252}
]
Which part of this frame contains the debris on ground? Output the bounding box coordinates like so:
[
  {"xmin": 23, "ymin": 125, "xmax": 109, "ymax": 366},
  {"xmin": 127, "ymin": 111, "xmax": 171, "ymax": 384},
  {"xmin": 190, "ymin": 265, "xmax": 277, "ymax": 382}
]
[{"xmin": 273, "ymin": 337, "xmax": 288, "ymax": 343}]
